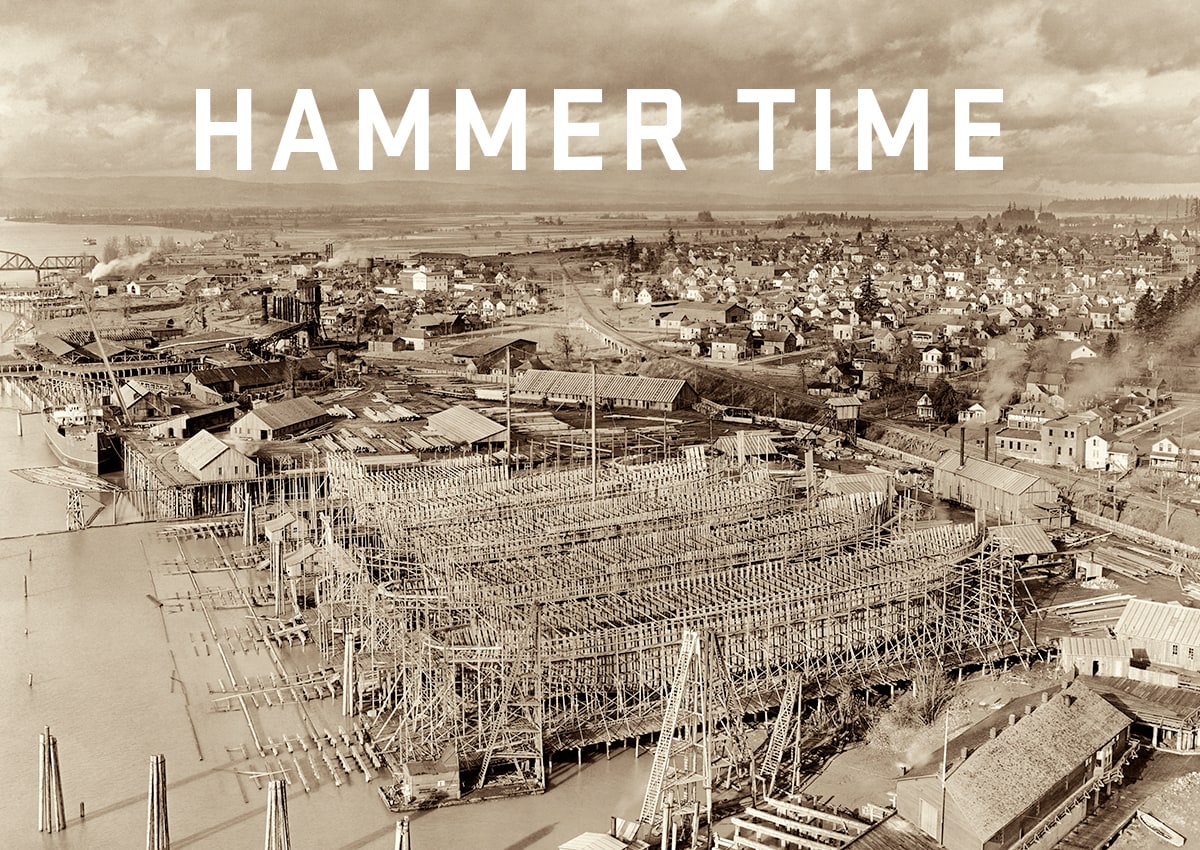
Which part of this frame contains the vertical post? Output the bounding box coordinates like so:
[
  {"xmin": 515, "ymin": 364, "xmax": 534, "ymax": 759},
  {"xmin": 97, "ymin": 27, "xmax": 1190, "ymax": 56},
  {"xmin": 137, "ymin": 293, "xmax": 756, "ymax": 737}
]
[
  {"xmin": 505, "ymin": 343, "xmax": 512, "ymax": 465},
  {"xmin": 38, "ymin": 732, "xmax": 46, "ymax": 833},
  {"xmin": 38, "ymin": 727, "xmax": 68, "ymax": 833},
  {"xmin": 591, "ymin": 364, "xmax": 598, "ymax": 501},
  {"xmin": 264, "ymin": 779, "xmax": 290, "ymax": 850},
  {"xmin": 342, "ymin": 635, "xmax": 355, "ymax": 717}
]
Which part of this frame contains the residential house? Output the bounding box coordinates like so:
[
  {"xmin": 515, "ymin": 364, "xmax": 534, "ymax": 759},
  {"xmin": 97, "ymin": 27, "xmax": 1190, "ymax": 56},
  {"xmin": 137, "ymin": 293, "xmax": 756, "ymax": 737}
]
[
  {"xmin": 916, "ymin": 393, "xmax": 936, "ymax": 421},
  {"xmin": 757, "ymin": 330, "xmax": 796, "ymax": 356},
  {"xmin": 1148, "ymin": 436, "xmax": 1200, "ymax": 473}
]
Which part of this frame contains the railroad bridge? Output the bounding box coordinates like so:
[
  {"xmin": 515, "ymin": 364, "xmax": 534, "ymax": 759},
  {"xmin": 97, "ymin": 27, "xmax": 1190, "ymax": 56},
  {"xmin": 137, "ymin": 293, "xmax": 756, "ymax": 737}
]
[{"xmin": 0, "ymin": 251, "xmax": 98, "ymax": 281}]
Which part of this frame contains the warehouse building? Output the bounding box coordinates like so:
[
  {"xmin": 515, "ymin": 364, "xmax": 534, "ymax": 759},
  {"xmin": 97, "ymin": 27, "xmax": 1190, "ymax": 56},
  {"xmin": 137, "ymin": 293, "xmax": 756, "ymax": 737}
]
[
  {"xmin": 932, "ymin": 453, "xmax": 1059, "ymax": 526},
  {"xmin": 894, "ymin": 682, "xmax": 1131, "ymax": 850},
  {"xmin": 1115, "ymin": 598, "xmax": 1200, "ymax": 673},
  {"xmin": 230, "ymin": 396, "xmax": 330, "ymax": 441},
  {"xmin": 511, "ymin": 369, "xmax": 699, "ymax": 412},
  {"xmin": 176, "ymin": 429, "xmax": 257, "ymax": 481}
]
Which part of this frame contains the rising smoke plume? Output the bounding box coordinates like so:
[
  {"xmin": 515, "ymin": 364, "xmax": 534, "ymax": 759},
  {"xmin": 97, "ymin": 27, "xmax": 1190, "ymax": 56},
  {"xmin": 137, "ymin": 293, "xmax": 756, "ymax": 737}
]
[{"xmin": 87, "ymin": 250, "xmax": 154, "ymax": 282}]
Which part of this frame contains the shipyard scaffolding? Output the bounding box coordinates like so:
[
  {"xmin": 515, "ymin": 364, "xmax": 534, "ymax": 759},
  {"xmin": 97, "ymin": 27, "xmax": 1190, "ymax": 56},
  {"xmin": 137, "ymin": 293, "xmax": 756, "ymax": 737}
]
[{"xmin": 313, "ymin": 453, "xmax": 1023, "ymax": 808}]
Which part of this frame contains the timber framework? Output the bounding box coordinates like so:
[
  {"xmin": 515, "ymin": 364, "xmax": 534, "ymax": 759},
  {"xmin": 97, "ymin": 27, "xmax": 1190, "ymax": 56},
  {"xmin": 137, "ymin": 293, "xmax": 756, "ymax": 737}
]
[{"xmin": 312, "ymin": 453, "xmax": 1023, "ymax": 795}]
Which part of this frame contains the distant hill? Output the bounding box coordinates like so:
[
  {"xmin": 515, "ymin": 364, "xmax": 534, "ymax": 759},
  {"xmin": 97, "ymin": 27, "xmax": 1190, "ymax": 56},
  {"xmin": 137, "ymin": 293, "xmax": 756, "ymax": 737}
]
[
  {"xmin": 0, "ymin": 175, "xmax": 752, "ymax": 213},
  {"xmin": 1, "ymin": 174, "xmax": 1050, "ymax": 215}
]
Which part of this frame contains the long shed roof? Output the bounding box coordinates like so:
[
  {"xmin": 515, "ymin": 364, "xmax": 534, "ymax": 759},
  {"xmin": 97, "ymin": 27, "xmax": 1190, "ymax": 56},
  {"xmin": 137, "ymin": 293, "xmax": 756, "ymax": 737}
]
[
  {"xmin": 426, "ymin": 405, "xmax": 505, "ymax": 445},
  {"xmin": 943, "ymin": 681, "xmax": 1129, "ymax": 841},
  {"xmin": 1115, "ymin": 598, "xmax": 1200, "ymax": 647},
  {"xmin": 248, "ymin": 397, "xmax": 328, "ymax": 430},
  {"xmin": 933, "ymin": 453, "xmax": 1051, "ymax": 496},
  {"xmin": 513, "ymin": 369, "xmax": 694, "ymax": 405}
]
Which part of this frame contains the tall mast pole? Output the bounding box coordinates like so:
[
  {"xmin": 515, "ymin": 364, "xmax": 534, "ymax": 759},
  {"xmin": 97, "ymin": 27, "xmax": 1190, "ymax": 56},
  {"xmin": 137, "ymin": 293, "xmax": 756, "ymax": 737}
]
[
  {"xmin": 591, "ymin": 363, "xmax": 598, "ymax": 501},
  {"xmin": 505, "ymin": 343, "xmax": 512, "ymax": 468}
]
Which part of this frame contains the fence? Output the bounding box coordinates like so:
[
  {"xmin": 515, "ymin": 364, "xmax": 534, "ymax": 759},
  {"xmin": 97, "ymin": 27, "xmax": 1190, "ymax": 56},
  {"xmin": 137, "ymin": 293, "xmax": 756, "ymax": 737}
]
[{"xmin": 1073, "ymin": 507, "xmax": 1200, "ymax": 565}]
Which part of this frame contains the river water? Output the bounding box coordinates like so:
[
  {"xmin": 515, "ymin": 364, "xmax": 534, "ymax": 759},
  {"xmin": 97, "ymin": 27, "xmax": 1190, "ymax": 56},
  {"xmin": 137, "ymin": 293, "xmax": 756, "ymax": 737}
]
[{"xmin": 0, "ymin": 224, "xmax": 652, "ymax": 849}]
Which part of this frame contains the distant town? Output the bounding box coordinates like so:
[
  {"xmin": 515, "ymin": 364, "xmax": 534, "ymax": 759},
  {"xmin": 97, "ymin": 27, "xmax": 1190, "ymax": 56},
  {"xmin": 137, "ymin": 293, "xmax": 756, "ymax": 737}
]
[{"xmin": 3, "ymin": 203, "xmax": 1200, "ymax": 850}]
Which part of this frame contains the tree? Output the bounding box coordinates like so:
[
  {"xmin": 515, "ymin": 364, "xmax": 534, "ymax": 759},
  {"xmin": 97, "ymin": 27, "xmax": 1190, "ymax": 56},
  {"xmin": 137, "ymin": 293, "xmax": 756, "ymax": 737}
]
[
  {"xmin": 553, "ymin": 330, "xmax": 576, "ymax": 367},
  {"xmin": 102, "ymin": 237, "xmax": 121, "ymax": 262},
  {"xmin": 1103, "ymin": 331, "xmax": 1120, "ymax": 358},
  {"xmin": 928, "ymin": 377, "xmax": 965, "ymax": 423},
  {"xmin": 697, "ymin": 210, "xmax": 714, "ymax": 223},
  {"xmin": 665, "ymin": 228, "xmax": 677, "ymax": 253},
  {"xmin": 894, "ymin": 344, "xmax": 920, "ymax": 387},
  {"xmin": 1133, "ymin": 289, "xmax": 1158, "ymax": 338},
  {"xmin": 856, "ymin": 274, "xmax": 882, "ymax": 321}
]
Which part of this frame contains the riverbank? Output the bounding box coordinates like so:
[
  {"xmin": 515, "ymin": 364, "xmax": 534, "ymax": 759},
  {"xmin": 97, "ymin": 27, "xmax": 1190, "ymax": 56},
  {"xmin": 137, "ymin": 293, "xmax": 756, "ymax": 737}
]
[{"xmin": 0, "ymin": 522, "xmax": 651, "ymax": 849}]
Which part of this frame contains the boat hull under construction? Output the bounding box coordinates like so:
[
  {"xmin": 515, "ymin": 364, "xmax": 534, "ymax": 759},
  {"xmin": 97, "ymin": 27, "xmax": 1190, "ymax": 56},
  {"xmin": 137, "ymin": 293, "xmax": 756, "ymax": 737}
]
[{"xmin": 43, "ymin": 407, "xmax": 121, "ymax": 475}]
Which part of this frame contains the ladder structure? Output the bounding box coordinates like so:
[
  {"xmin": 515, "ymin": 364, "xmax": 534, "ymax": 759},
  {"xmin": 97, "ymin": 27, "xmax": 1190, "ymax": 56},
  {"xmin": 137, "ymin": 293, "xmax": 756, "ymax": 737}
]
[
  {"xmin": 759, "ymin": 675, "xmax": 800, "ymax": 790},
  {"xmin": 637, "ymin": 628, "xmax": 746, "ymax": 843},
  {"xmin": 639, "ymin": 630, "xmax": 702, "ymax": 828}
]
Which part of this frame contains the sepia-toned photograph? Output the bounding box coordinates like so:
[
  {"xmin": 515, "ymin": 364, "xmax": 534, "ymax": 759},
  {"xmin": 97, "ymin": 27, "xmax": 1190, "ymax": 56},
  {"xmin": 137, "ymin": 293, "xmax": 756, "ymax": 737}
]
[{"xmin": 2, "ymin": 2, "xmax": 1200, "ymax": 848}]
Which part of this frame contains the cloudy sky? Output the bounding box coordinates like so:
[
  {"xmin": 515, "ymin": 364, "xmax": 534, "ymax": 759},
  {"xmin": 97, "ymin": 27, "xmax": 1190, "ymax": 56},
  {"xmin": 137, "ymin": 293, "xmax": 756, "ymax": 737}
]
[{"xmin": 3, "ymin": 0, "xmax": 1199, "ymax": 201}]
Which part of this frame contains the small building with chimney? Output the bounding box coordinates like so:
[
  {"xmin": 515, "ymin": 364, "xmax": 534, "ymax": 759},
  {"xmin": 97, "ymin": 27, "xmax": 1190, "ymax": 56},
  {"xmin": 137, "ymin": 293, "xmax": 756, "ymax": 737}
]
[
  {"xmin": 894, "ymin": 682, "xmax": 1131, "ymax": 850},
  {"xmin": 933, "ymin": 453, "xmax": 1059, "ymax": 525}
]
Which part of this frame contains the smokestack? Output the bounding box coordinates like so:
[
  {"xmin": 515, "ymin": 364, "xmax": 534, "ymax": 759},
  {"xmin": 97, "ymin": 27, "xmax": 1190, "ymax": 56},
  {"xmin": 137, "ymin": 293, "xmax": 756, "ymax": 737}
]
[
  {"xmin": 959, "ymin": 427, "xmax": 966, "ymax": 468},
  {"xmin": 984, "ymin": 426, "xmax": 990, "ymax": 463}
]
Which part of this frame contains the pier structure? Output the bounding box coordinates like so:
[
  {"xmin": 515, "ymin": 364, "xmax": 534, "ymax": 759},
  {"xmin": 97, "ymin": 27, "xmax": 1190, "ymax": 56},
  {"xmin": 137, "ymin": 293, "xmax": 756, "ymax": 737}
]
[
  {"xmin": 311, "ymin": 452, "xmax": 1023, "ymax": 798},
  {"xmin": 123, "ymin": 439, "xmax": 324, "ymax": 521}
]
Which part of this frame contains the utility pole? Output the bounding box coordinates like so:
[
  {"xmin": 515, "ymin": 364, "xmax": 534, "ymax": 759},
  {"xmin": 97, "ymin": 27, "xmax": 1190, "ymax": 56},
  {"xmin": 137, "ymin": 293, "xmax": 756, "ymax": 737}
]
[
  {"xmin": 505, "ymin": 343, "xmax": 512, "ymax": 467},
  {"xmin": 591, "ymin": 363, "xmax": 598, "ymax": 501}
]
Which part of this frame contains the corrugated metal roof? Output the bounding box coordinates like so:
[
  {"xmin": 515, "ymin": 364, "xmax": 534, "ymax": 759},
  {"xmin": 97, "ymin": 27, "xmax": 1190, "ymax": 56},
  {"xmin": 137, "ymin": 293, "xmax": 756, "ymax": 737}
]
[
  {"xmin": 821, "ymin": 472, "xmax": 893, "ymax": 496},
  {"xmin": 713, "ymin": 432, "xmax": 779, "ymax": 458},
  {"xmin": 1058, "ymin": 637, "xmax": 1133, "ymax": 659},
  {"xmin": 177, "ymin": 429, "xmax": 240, "ymax": 472},
  {"xmin": 1115, "ymin": 598, "xmax": 1200, "ymax": 647},
  {"xmin": 426, "ymin": 405, "xmax": 505, "ymax": 445},
  {"xmin": 250, "ymin": 397, "xmax": 329, "ymax": 431},
  {"xmin": 933, "ymin": 453, "xmax": 1049, "ymax": 496},
  {"xmin": 513, "ymin": 369, "xmax": 693, "ymax": 405},
  {"xmin": 989, "ymin": 523, "xmax": 1056, "ymax": 556}
]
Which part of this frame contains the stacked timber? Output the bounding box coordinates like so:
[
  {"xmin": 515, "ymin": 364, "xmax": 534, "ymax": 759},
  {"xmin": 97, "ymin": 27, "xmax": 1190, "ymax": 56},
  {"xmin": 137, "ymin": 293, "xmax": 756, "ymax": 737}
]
[
  {"xmin": 1089, "ymin": 541, "xmax": 1181, "ymax": 580},
  {"xmin": 1043, "ymin": 593, "xmax": 1133, "ymax": 636}
]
